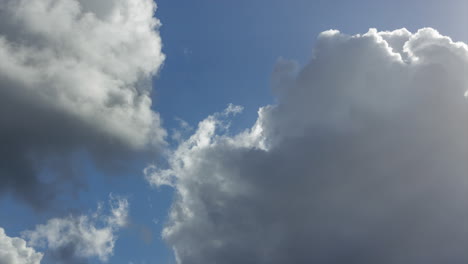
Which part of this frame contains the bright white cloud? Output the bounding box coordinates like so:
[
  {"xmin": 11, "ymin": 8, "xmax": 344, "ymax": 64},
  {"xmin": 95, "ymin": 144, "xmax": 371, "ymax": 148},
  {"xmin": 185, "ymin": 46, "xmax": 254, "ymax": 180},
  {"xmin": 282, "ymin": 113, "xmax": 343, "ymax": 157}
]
[
  {"xmin": 22, "ymin": 196, "xmax": 129, "ymax": 263},
  {"xmin": 148, "ymin": 28, "xmax": 468, "ymax": 263},
  {"xmin": 0, "ymin": 0, "xmax": 165, "ymax": 207},
  {"xmin": 0, "ymin": 228, "xmax": 43, "ymax": 264}
]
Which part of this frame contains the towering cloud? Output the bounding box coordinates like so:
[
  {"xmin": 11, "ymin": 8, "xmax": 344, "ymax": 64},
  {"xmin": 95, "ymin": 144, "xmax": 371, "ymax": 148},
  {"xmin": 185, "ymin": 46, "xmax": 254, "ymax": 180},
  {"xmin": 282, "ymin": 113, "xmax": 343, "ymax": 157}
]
[
  {"xmin": 0, "ymin": 0, "xmax": 165, "ymax": 208},
  {"xmin": 147, "ymin": 28, "xmax": 468, "ymax": 263}
]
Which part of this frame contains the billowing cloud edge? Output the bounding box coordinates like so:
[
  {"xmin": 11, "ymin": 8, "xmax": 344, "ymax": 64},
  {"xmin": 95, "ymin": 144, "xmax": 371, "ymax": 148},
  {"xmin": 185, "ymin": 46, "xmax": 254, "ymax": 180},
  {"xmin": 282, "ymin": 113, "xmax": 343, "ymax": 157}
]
[{"xmin": 147, "ymin": 28, "xmax": 468, "ymax": 263}]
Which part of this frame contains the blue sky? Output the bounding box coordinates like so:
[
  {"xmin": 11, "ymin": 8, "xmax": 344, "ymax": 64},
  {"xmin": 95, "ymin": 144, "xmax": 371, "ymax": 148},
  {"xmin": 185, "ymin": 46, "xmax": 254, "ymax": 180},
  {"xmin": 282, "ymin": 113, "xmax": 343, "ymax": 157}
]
[
  {"xmin": 1, "ymin": 0, "xmax": 468, "ymax": 263},
  {"xmin": 155, "ymin": 0, "xmax": 468, "ymax": 128}
]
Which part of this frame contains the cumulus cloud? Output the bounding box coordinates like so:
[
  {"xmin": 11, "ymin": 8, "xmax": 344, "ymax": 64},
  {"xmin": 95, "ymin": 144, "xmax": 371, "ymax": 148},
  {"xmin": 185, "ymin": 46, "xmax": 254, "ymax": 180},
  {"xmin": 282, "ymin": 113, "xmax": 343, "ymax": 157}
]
[
  {"xmin": 22, "ymin": 195, "xmax": 129, "ymax": 263},
  {"xmin": 0, "ymin": 228, "xmax": 43, "ymax": 264},
  {"xmin": 147, "ymin": 28, "xmax": 468, "ymax": 263},
  {"xmin": 0, "ymin": 0, "xmax": 165, "ymax": 208}
]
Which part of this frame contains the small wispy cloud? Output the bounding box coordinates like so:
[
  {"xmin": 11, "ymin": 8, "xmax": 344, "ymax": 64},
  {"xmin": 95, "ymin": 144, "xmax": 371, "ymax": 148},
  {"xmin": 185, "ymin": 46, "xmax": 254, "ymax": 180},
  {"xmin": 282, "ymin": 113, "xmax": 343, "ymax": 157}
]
[{"xmin": 22, "ymin": 195, "xmax": 129, "ymax": 263}]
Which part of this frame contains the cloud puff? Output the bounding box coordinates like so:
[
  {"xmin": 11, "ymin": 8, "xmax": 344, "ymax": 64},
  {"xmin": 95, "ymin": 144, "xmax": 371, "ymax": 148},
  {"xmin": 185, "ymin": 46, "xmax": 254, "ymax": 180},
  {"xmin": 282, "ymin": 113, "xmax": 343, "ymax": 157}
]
[
  {"xmin": 147, "ymin": 28, "xmax": 468, "ymax": 263},
  {"xmin": 0, "ymin": 0, "xmax": 165, "ymax": 208},
  {"xmin": 22, "ymin": 195, "xmax": 129, "ymax": 263},
  {"xmin": 0, "ymin": 228, "xmax": 43, "ymax": 264}
]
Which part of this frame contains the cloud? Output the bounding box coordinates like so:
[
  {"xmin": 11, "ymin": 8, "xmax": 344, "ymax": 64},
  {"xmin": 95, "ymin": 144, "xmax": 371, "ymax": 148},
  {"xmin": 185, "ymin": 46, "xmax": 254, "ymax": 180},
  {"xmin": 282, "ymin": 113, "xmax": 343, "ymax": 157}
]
[
  {"xmin": 147, "ymin": 28, "xmax": 468, "ymax": 263},
  {"xmin": 0, "ymin": 0, "xmax": 165, "ymax": 208},
  {"xmin": 0, "ymin": 228, "xmax": 43, "ymax": 264},
  {"xmin": 22, "ymin": 195, "xmax": 129, "ymax": 263}
]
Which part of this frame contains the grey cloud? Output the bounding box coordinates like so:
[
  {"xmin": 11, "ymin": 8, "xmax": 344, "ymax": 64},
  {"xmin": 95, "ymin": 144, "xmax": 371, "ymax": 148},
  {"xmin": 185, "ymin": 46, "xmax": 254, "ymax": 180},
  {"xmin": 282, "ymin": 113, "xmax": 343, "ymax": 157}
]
[
  {"xmin": 147, "ymin": 28, "xmax": 468, "ymax": 263},
  {"xmin": 0, "ymin": 0, "xmax": 165, "ymax": 208}
]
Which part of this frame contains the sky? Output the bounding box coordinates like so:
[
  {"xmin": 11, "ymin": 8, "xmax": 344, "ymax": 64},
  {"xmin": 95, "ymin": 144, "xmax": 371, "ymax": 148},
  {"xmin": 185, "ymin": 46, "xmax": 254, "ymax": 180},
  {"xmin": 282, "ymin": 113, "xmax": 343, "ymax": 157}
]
[{"xmin": 1, "ymin": 0, "xmax": 468, "ymax": 263}]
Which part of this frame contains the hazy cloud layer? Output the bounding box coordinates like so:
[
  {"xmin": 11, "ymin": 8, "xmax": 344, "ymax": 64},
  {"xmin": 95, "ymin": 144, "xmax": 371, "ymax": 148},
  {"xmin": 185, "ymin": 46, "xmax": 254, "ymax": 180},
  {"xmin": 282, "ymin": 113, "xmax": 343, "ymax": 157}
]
[
  {"xmin": 0, "ymin": 228, "xmax": 43, "ymax": 264},
  {"xmin": 22, "ymin": 196, "xmax": 128, "ymax": 264},
  {"xmin": 148, "ymin": 28, "xmax": 468, "ymax": 263},
  {"xmin": 0, "ymin": 0, "xmax": 165, "ymax": 208}
]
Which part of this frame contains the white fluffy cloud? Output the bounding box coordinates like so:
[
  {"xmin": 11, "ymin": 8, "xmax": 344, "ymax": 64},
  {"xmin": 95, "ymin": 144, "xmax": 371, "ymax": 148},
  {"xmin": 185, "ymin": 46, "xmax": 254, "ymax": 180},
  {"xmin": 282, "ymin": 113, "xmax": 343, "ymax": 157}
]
[
  {"xmin": 0, "ymin": 0, "xmax": 165, "ymax": 207},
  {"xmin": 0, "ymin": 228, "xmax": 43, "ymax": 264},
  {"xmin": 22, "ymin": 196, "xmax": 129, "ymax": 263},
  {"xmin": 0, "ymin": 196, "xmax": 128, "ymax": 264},
  {"xmin": 147, "ymin": 28, "xmax": 468, "ymax": 263}
]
